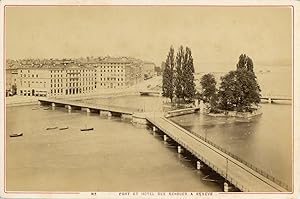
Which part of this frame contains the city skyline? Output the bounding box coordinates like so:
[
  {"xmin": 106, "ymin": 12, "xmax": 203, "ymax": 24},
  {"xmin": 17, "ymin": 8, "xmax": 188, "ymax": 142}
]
[{"xmin": 5, "ymin": 6, "xmax": 292, "ymax": 71}]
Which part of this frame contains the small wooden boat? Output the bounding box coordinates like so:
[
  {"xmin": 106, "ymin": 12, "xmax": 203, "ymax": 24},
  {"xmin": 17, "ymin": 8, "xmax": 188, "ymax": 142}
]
[
  {"xmin": 46, "ymin": 127, "xmax": 58, "ymax": 130},
  {"xmin": 80, "ymin": 128, "xmax": 94, "ymax": 131},
  {"xmin": 59, "ymin": 127, "xmax": 69, "ymax": 130},
  {"xmin": 9, "ymin": 133, "xmax": 23, "ymax": 137}
]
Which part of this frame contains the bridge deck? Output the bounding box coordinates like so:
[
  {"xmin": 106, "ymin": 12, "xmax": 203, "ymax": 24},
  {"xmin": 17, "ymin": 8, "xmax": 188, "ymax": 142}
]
[
  {"xmin": 260, "ymin": 96, "xmax": 292, "ymax": 101},
  {"xmin": 39, "ymin": 98, "xmax": 138, "ymax": 114},
  {"xmin": 146, "ymin": 113, "xmax": 288, "ymax": 192}
]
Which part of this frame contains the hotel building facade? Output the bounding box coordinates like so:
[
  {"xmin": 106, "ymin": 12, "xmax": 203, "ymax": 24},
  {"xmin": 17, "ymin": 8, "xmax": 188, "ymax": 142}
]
[
  {"xmin": 8, "ymin": 57, "xmax": 143, "ymax": 97},
  {"xmin": 96, "ymin": 57, "xmax": 142, "ymax": 89},
  {"xmin": 16, "ymin": 64, "xmax": 97, "ymax": 97}
]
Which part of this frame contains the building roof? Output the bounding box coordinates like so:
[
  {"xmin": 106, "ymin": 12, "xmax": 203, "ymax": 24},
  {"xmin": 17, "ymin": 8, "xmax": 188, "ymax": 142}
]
[{"xmin": 100, "ymin": 57, "xmax": 131, "ymax": 64}]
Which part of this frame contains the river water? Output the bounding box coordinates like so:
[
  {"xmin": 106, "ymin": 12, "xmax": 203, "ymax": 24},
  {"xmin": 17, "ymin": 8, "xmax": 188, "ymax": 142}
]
[
  {"xmin": 6, "ymin": 105, "xmax": 222, "ymax": 192},
  {"xmin": 170, "ymin": 102, "xmax": 292, "ymax": 189},
  {"xmin": 5, "ymin": 67, "xmax": 292, "ymax": 192}
]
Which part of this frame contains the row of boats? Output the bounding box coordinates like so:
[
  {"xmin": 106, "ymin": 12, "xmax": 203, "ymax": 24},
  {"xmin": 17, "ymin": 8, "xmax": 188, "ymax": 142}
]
[
  {"xmin": 10, "ymin": 106, "xmax": 94, "ymax": 138},
  {"xmin": 9, "ymin": 126, "xmax": 94, "ymax": 138},
  {"xmin": 46, "ymin": 126, "xmax": 94, "ymax": 131},
  {"xmin": 46, "ymin": 126, "xmax": 69, "ymax": 130}
]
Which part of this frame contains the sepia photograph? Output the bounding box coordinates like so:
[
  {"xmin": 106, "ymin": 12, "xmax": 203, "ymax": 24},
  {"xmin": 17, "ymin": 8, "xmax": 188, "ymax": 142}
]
[{"xmin": 0, "ymin": 1, "xmax": 298, "ymax": 198}]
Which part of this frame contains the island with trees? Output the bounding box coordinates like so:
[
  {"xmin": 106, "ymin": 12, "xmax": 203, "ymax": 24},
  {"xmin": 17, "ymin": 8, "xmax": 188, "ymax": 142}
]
[
  {"xmin": 199, "ymin": 54, "xmax": 262, "ymax": 118},
  {"xmin": 162, "ymin": 46, "xmax": 262, "ymax": 118}
]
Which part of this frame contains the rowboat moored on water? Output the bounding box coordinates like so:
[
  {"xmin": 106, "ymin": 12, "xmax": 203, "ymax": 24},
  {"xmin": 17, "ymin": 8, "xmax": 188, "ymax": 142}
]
[
  {"xmin": 9, "ymin": 133, "xmax": 23, "ymax": 137},
  {"xmin": 80, "ymin": 128, "xmax": 94, "ymax": 131},
  {"xmin": 46, "ymin": 127, "xmax": 58, "ymax": 130},
  {"xmin": 59, "ymin": 127, "xmax": 69, "ymax": 130}
]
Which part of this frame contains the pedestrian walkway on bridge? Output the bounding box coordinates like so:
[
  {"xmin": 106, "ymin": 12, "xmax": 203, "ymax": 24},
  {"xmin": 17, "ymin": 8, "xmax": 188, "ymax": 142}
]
[{"xmin": 145, "ymin": 112, "xmax": 289, "ymax": 192}]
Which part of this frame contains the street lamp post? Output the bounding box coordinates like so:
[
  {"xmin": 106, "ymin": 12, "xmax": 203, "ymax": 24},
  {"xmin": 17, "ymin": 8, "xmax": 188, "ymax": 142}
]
[{"xmin": 226, "ymin": 158, "xmax": 228, "ymax": 179}]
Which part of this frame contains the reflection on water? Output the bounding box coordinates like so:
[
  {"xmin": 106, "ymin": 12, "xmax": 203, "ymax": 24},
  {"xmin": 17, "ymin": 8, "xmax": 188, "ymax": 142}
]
[
  {"xmin": 6, "ymin": 105, "xmax": 222, "ymax": 192},
  {"xmin": 170, "ymin": 102, "xmax": 292, "ymax": 188}
]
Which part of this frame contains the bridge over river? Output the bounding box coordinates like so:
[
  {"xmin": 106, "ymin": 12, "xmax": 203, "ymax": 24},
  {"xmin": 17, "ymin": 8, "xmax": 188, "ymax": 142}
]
[
  {"xmin": 145, "ymin": 112, "xmax": 289, "ymax": 192},
  {"xmin": 38, "ymin": 98, "xmax": 290, "ymax": 192}
]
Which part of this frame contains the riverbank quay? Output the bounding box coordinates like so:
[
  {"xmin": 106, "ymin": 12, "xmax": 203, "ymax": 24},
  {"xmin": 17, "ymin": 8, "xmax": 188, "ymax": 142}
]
[
  {"xmin": 199, "ymin": 101, "xmax": 263, "ymax": 118},
  {"xmin": 4, "ymin": 76, "xmax": 162, "ymax": 107},
  {"xmin": 207, "ymin": 109, "xmax": 262, "ymax": 118},
  {"xmin": 5, "ymin": 96, "xmax": 40, "ymax": 107},
  {"xmin": 4, "ymin": 90, "xmax": 140, "ymax": 107}
]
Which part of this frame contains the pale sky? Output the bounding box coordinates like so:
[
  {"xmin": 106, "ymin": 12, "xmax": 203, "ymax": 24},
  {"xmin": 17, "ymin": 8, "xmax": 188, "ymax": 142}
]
[{"xmin": 5, "ymin": 6, "xmax": 292, "ymax": 70}]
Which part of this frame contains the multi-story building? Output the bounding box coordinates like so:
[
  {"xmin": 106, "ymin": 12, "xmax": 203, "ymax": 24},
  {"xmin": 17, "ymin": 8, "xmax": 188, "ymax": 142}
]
[
  {"xmin": 7, "ymin": 56, "xmax": 147, "ymax": 96},
  {"xmin": 96, "ymin": 57, "xmax": 142, "ymax": 89},
  {"xmin": 16, "ymin": 63, "xmax": 97, "ymax": 97},
  {"xmin": 141, "ymin": 62, "xmax": 156, "ymax": 79}
]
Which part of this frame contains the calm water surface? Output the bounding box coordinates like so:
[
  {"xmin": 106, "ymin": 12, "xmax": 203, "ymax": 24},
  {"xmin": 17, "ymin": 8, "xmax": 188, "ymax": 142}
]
[
  {"xmin": 170, "ymin": 102, "xmax": 292, "ymax": 189},
  {"xmin": 6, "ymin": 105, "xmax": 221, "ymax": 192},
  {"xmin": 83, "ymin": 95, "xmax": 293, "ymax": 189}
]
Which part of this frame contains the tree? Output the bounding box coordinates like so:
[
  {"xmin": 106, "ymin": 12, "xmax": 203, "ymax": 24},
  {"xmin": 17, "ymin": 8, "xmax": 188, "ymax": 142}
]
[
  {"xmin": 218, "ymin": 71, "xmax": 238, "ymax": 111},
  {"xmin": 200, "ymin": 73, "xmax": 217, "ymax": 103},
  {"xmin": 174, "ymin": 46, "xmax": 185, "ymax": 100},
  {"xmin": 182, "ymin": 47, "xmax": 196, "ymax": 102},
  {"xmin": 162, "ymin": 46, "xmax": 175, "ymax": 102},
  {"xmin": 235, "ymin": 68, "xmax": 261, "ymax": 111},
  {"xmin": 236, "ymin": 53, "xmax": 254, "ymax": 72},
  {"xmin": 218, "ymin": 54, "xmax": 261, "ymax": 112}
]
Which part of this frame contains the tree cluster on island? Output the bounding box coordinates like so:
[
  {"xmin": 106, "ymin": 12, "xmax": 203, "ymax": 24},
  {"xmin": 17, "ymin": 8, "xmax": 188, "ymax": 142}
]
[
  {"xmin": 162, "ymin": 46, "xmax": 196, "ymax": 104},
  {"xmin": 200, "ymin": 54, "xmax": 261, "ymax": 113}
]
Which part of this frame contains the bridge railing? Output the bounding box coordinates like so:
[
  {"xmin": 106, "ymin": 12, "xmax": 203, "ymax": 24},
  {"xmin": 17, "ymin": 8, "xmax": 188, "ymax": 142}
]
[
  {"xmin": 161, "ymin": 118, "xmax": 290, "ymax": 191},
  {"xmin": 187, "ymin": 129, "xmax": 291, "ymax": 191},
  {"xmin": 45, "ymin": 98, "xmax": 141, "ymax": 113}
]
